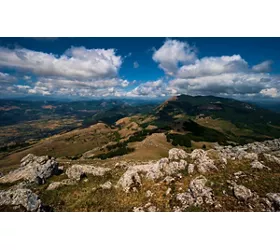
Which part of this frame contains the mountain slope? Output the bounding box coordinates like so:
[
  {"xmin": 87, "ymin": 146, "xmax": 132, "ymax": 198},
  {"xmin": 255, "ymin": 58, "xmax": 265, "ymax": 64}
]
[{"xmin": 152, "ymin": 95, "xmax": 280, "ymax": 144}]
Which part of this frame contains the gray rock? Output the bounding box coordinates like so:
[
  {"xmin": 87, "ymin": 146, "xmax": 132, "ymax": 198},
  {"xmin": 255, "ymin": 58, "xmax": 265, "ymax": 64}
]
[
  {"xmin": 251, "ymin": 160, "xmax": 271, "ymax": 170},
  {"xmin": 233, "ymin": 184, "xmax": 252, "ymax": 202},
  {"xmin": 146, "ymin": 190, "xmax": 153, "ymax": 198},
  {"xmin": 66, "ymin": 164, "xmax": 111, "ymax": 180},
  {"xmin": 117, "ymin": 169, "xmax": 142, "ymax": 192},
  {"xmin": 263, "ymin": 154, "xmax": 280, "ymax": 166},
  {"xmin": 0, "ymin": 188, "xmax": 42, "ymax": 211},
  {"xmin": 168, "ymin": 148, "xmax": 188, "ymax": 161},
  {"xmin": 0, "ymin": 154, "xmax": 58, "ymax": 184},
  {"xmin": 164, "ymin": 159, "xmax": 187, "ymax": 175},
  {"xmin": 46, "ymin": 179, "xmax": 76, "ymax": 191},
  {"xmin": 176, "ymin": 175, "xmax": 215, "ymax": 209},
  {"xmin": 163, "ymin": 176, "xmax": 175, "ymax": 184},
  {"xmin": 114, "ymin": 161, "xmax": 127, "ymax": 168},
  {"xmin": 166, "ymin": 187, "xmax": 172, "ymax": 195},
  {"xmin": 190, "ymin": 149, "xmax": 217, "ymax": 173},
  {"xmin": 176, "ymin": 192, "xmax": 195, "ymax": 208},
  {"xmin": 116, "ymin": 156, "xmax": 187, "ymax": 192},
  {"xmin": 146, "ymin": 205, "xmax": 157, "ymax": 212},
  {"xmin": 189, "ymin": 175, "xmax": 214, "ymax": 205},
  {"xmin": 133, "ymin": 207, "xmax": 145, "ymax": 212},
  {"xmin": 266, "ymin": 193, "xmax": 280, "ymax": 210},
  {"xmin": 100, "ymin": 181, "xmax": 112, "ymax": 190},
  {"xmin": 243, "ymin": 153, "xmax": 258, "ymax": 161},
  {"xmin": 188, "ymin": 164, "xmax": 195, "ymax": 175},
  {"xmin": 133, "ymin": 203, "xmax": 157, "ymax": 212}
]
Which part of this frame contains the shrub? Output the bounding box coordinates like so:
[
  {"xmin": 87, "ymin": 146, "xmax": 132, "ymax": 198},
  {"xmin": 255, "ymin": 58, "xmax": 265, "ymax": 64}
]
[{"xmin": 166, "ymin": 133, "xmax": 192, "ymax": 147}]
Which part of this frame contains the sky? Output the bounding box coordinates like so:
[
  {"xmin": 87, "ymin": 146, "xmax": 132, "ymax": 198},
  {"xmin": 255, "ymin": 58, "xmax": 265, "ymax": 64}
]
[{"xmin": 0, "ymin": 37, "xmax": 280, "ymax": 100}]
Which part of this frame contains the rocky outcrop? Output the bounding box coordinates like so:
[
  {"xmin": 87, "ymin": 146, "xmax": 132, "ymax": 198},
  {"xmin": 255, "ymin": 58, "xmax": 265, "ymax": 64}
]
[
  {"xmin": 263, "ymin": 153, "xmax": 280, "ymax": 166},
  {"xmin": 168, "ymin": 148, "xmax": 188, "ymax": 161},
  {"xmin": 190, "ymin": 149, "xmax": 218, "ymax": 173},
  {"xmin": 175, "ymin": 175, "xmax": 215, "ymax": 211},
  {"xmin": 116, "ymin": 148, "xmax": 189, "ymax": 192},
  {"xmin": 66, "ymin": 164, "xmax": 111, "ymax": 180},
  {"xmin": 0, "ymin": 188, "xmax": 42, "ymax": 211},
  {"xmin": 266, "ymin": 193, "xmax": 280, "ymax": 210},
  {"xmin": 216, "ymin": 138, "xmax": 280, "ymax": 161},
  {"xmin": 251, "ymin": 160, "xmax": 270, "ymax": 170},
  {"xmin": 117, "ymin": 169, "xmax": 142, "ymax": 192},
  {"xmin": 233, "ymin": 184, "xmax": 253, "ymax": 202},
  {"xmin": 0, "ymin": 154, "xmax": 58, "ymax": 184},
  {"xmin": 163, "ymin": 159, "xmax": 187, "ymax": 176},
  {"xmin": 46, "ymin": 179, "xmax": 76, "ymax": 191}
]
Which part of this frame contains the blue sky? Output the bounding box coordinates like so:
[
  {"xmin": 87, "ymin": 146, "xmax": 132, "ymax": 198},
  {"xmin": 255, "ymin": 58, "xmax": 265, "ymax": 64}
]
[{"xmin": 0, "ymin": 37, "xmax": 280, "ymax": 100}]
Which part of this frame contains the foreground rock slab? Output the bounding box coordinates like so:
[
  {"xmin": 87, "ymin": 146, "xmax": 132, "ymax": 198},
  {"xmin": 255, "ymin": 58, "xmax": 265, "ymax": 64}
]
[
  {"xmin": 66, "ymin": 164, "xmax": 111, "ymax": 180},
  {"xmin": 46, "ymin": 179, "xmax": 77, "ymax": 190},
  {"xmin": 0, "ymin": 154, "xmax": 59, "ymax": 184},
  {"xmin": 0, "ymin": 188, "xmax": 42, "ymax": 212}
]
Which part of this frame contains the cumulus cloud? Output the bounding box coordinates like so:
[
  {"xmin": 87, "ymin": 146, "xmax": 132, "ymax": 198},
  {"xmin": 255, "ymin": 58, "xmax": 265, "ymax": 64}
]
[
  {"xmin": 252, "ymin": 60, "xmax": 273, "ymax": 73},
  {"xmin": 126, "ymin": 80, "xmax": 169, "ymax": 97},
  {"xmin": 152, "ymin": 39, "xmax": 197, "ymax": 76},
  {"xmin": 28, "ymin": 86, "xmax": 51, "ymax": 96},
  {"xmin": 17, "ymin": 77, "xmax": 131, "ymax": 97},
  {"xmin": 177, "ymin": 55, "xmax": 248, "ymax": 78},
  {"xmin": 260, "ymin": 87, "xmax": 279, "ymax": 98},
  {"xmin": 0, "ymin": 45, "xmax": 132, "ymax": 98},
  {"xmin": 0, "ymin": 46, "xmax": 122, "ymax": 80},
  {"xmin": 150, "ymin": 39, "xmax": 280, "ymax": 99},
  {"xmin": 170, "ymin": 73, "xmax": 278, "ymax": 96}
]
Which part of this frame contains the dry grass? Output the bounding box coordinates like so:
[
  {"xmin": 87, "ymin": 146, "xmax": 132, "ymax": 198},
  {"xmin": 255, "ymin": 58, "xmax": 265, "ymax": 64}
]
[
  {"xmin": 195, "ymin": 116, "xmax": 254, "ymax": 136},
  {"xmin": 122, "ymin": 133, "xmax": 172, "ymax": 161}
]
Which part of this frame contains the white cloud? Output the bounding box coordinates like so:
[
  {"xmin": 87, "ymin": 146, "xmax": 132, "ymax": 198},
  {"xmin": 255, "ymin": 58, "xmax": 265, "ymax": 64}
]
[
  {"xmin": 177, "ymin": 55, "xmax": 248, "ymax": 78},
  {"xmin": 35, "ymin": 77, "xmax": 129, "ymax": 89},
  {"xmin": 150, "ymin": 40, "xmax": 280, "ymax": 99},
  {"xmin": 0, "ymin": 72, "xmax": 16, "ymax": 83},
  {"xmin": 28, "ymin": 86, "xmax": 51, "ymax": 96},
  {"xmin": 152, "ymin": 39, "xmax": 197, "ymax": 76},
  {"xmin": 126, "ymin": 80, "xmax": 168, "ymax": 97},
  {"xmin": 133, "ymin": 61, "xmax": 139, "ymax": 68},
  {"xmin": 0, "ymin": 46, "xmax": 122, "ymax": 80},
  {"xmin": 16, "ymin": 85, "xmax": 31, "ymax": 90},
  {"xmin": 252, "ymin": 60, "xmax": 273, "ymax": 73},
  {"xmin": 169, "ymin": 73, "xmax": 280, "ymax": 97},
  {"xmin": 260, "ymin": 87, "xmax": 279, "ymax": 98},
  {"xmin": 17, "ymin": 77, "xmax": 131, "ymax": 97}
]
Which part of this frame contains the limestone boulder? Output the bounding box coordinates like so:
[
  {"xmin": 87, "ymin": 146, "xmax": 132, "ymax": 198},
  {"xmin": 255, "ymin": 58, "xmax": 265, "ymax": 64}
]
[
  {"xmin": 0, "ymin": 188, "xmax": 42, "ymax": 212},
  {"xmin": 66, "ymin": 164, "xmax": 110, "ymax": 180},
  {"xmin": 0, "ymin": 154, "xmax": 58, "ymax": 184}
]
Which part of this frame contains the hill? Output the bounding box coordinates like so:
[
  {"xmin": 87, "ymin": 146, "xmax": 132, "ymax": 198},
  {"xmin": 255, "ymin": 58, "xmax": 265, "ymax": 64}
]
[{"xmin": 151, "ymin": 95, "xmax": 280, "ymax": 145}]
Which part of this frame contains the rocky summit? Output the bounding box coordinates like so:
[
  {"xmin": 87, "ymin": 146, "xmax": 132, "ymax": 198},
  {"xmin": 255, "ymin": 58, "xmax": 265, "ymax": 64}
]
[{"xmin": 0, "ymin": 138, "xmax": 280, "ymax": 212}]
